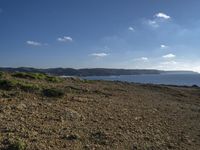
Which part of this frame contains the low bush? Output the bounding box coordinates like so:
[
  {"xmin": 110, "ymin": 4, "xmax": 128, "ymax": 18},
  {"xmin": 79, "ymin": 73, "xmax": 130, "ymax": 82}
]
[
  {"xmin": 192, "ymin": 84, "xmax": 199, "ymax": 88},
  {"xmin": 0, "ymin": 71, "xmax": 3, "ymax": 78},
  {"xmin": 7, "ymin": 139, "xmax": 26, "ymax": 150},
  {"xmin": 19, "ymin": 83, "xmax": 40, "ymax": 93},
  {"xmin": 42, "ymin": 88, "xmax": 64, "ymax": 98},
  {"xmin": 0, "ymin": 78, "xmax": 40, "ymax": 93},
  {"xmin": 0, "ymin": 79, "xmax": 16, "ymax": 90}
]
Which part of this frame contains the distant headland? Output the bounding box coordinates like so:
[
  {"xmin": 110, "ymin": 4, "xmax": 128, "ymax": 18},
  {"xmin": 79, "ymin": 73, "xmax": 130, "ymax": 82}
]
[{"xmin": 0, "ymin": 67, "xmax": 198, "ymax": 76}]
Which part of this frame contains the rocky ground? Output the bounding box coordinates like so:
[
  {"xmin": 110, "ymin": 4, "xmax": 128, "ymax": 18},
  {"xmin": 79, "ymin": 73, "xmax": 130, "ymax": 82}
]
[{"xmin": 0, "ymin": 72, "xmax": 200, "ymax": 150}]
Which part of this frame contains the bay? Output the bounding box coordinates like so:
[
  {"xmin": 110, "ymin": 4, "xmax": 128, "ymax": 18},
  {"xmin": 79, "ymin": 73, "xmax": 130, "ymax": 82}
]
[{"xmin": 83, "ymin": 74, "xmax": 200, "ymax": 86}]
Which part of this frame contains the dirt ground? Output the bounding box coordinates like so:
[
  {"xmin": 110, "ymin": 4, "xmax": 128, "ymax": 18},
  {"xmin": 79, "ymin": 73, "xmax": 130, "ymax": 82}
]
[{"xmin": 0, "ymin": 74, "xmax": 200, "ymax": 150}]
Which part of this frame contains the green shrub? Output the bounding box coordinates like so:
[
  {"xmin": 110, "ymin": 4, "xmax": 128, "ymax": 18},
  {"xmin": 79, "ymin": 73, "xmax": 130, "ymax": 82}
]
[
  {"xmin": 0, "ymin": 79, "xmax": 16, "ymax": 90},
  {"xmin": 42, "ymin": 88, "xmax": 64, "ymax": 98},
  {"xmin": 12, "ymin": 72, "xmax": 62, "ymax": 83},
  {"xmin": 45, "ymin": 76, "xmax": 62, "ymax": 82},
  {"xmin": 0, "ymin": 71, "xmax": 3, "ymax": 78},
  {"xmin": 12, "ymin": 72, "xmax": 36, "ymax": 79},
  {"xmin": 7, "ymin": 139, "xmax": 26, "ymax": 150},
  {"xmin": 33, "ymin": 73, "xmax": 47, "ymax": 80},
  {"xmin": 12, "ymin": 72, "xmax": 47, "ymax": 80},
  {"xmin": 0, "ymin": 78, "xmax": 40, "ymax": 93},
  {"xmin": 19, "ymin": 83, "xmax": 40, "ymax": 93}
]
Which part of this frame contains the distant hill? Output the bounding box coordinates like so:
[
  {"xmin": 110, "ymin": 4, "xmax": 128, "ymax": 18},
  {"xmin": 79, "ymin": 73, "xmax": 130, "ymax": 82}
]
[{"xmin": 0, "ymin": 67, "xmax": 198, "ymax": 76}]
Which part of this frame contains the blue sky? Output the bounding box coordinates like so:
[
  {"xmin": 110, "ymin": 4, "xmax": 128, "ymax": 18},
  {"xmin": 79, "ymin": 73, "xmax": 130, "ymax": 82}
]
[{"xmin": 0, "ymin": 0, "xmax": 200, "ymax": 72}]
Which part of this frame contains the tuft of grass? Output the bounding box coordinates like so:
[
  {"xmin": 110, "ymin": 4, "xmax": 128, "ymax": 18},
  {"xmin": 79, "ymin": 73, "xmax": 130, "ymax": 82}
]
[
  {"xmin": 65, "ymin": 86, "xmax": 84, "ymax": 93},
  {"xmin": 7, "ymin": 139, "xmax": 26, "ymax": 150},
  {"xmin": 90, "ymin": 131, "xmax": 111, "ymax": 145},
  {"xmin": 42, "ymin": 88, "xmax": 64, "ymax": 98}
]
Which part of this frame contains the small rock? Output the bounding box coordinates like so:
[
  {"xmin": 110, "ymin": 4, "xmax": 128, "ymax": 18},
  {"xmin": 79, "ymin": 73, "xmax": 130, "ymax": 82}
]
[
  {"xmin": 134, "ymin": 117, "xmax": 142, "ymax": 121},
  {"xmin": 83, "ymin": 144, "xmax": 90, "ymax": 150},
  {"xmin": 16, "ymin": 103, "xmax": 27, "ymax": 110},
  {"xmin": 132, "ymin": 145, "xmax": 138, "ymax": 150},
  {"xmin": 20, "ymin": 117, "xmax": 25, "ymax": 121},
  {"xmin": 63, "ymin": 134, "xmax": 80, "ymax": 141},
  {"xmin": 62, "ymin": 108, "xmax": 84, "ymax": 121}
]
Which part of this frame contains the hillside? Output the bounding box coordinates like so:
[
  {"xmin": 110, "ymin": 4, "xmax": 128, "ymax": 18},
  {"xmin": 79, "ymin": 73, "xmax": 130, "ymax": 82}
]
[
  {"xmin": 0, "ymin": 67, "xmax": 198, "ymax": 77},
  {"xmin": 0, "ymin": 67, "xmax": 162, "ymax": 76},
  {"xmin": 0, "ymin": 72, "xmax": 200, "ymax": 150}
]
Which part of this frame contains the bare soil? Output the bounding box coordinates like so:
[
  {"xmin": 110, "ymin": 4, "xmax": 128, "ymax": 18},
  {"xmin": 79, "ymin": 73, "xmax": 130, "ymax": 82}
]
[{"xmin": 0, "ymin": 74, "xmax": 200, "ymax": 150}]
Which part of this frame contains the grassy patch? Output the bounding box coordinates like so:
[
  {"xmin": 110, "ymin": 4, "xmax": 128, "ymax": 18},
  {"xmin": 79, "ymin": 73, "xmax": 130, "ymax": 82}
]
[
  {"xmin": 12, "ymin": 72, "xmax": 46, "ymax": 80},
  {"xmin": 45, "ymin": 76, "xmax": 62, "ymax": 82},
  {"xmin": 81, "ymin": 79, "xmax": 96, "ymax": 83},
  {"xmin": 42, "ymin": 88, "xmax": 65, "ymax": 98},
  {"xmin": 0, "ymin": 78, "xmax": 40, "ymax": 93},
  {"xmin": 12, "ymin": 72, "xmax": 62, "ymax": 83},
  {"xmin": 65, "ymin": 86, "xmax": 84, "ymax": 93},
  {"xmin": 18, "ymin": 83, "xmax": 40, "ymax": 93}
]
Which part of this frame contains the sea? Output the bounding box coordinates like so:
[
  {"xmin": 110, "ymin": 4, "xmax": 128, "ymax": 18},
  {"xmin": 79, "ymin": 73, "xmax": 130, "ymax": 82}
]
[{"xmin": 83, "ymin": 74, "xmax": 200, "ymax": 86}]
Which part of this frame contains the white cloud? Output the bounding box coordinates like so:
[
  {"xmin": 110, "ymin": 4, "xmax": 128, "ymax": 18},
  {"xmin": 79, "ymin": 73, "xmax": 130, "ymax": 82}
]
[
  {"xmin": 90, "ymin": 53, "xmax": 109, "ymax": 57},
  {"xmin": 26, "ymin": 41, "xmax": 41, "ymax": 46},
  {"xmin": 192, "ymin": 66, "xmax": 200, "ymax": 73},
  {"xmin": 134, "ymin": 57, "xmax": 149, "ymax": 62},
  {"xmin": 57, "ymin": 36, "xmax": 73, "ymax": 42},
  {"xmin": 155, "ymin": 12, "xmax": 171, "ymax": 20},
  {"xmin": 146, "ymin": 12, "xmax": 171, "ymax": 28},
  {"xmin": 162, "ymin": 53, "xmax": 176, "ymax": 58},
  {"xmin": 161, "ymin": 61, "xmax": 177, "ymax": 65},
  {"xmin": 141, "ymin": 57, "xmax": 148, "ymax": 61},
  {"xmin": 155, "ymin": 60, "xmax": 200, "ymax": 73},
  {"xmin": 147, "ymin": 20, "xmax": 159, "ymax": 28},
  {"xmin": 128, "ymin": 26, "xmax": 135, "ymax": 32},
  {"xmin": 161, "ymin": 44, "xmax": 168, "ymax": 49}
]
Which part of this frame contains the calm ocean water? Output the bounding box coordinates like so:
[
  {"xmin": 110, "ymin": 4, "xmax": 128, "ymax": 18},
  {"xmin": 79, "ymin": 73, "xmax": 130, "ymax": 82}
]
[{"xmin": 83, "ymin": 74, "xmax": 200, "ymax": 86}]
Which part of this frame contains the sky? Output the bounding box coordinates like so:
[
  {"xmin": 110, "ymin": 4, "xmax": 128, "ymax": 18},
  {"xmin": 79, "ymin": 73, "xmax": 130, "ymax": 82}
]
[{"xmin": 0, "ymin": 0, "xmax": 200, "ymax": 72}]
